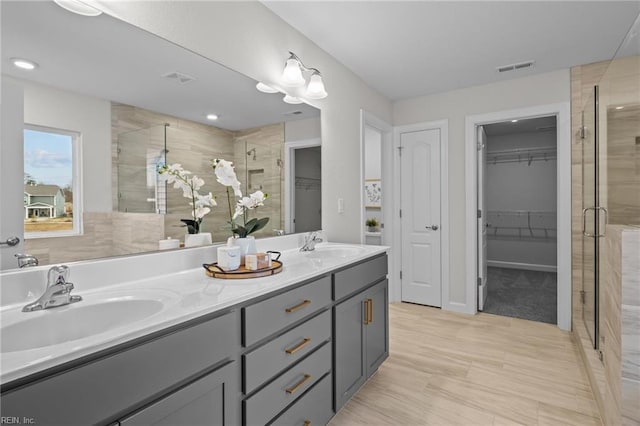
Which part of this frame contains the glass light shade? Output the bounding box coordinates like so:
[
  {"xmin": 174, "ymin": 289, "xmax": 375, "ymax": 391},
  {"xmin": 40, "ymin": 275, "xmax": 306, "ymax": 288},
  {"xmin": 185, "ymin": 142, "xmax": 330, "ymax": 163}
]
[
  {"xmin": 305, "ymin": 73, "xmax": 328, "ymax": 99},
  {"xmin": 281, "ymin": 59, "xmax": 306, "ymax": 87},
  {"xmin": 53, "ymin": 0, "xmax": 102, "ymax": 16},
  {"xmin": 255, "ymin": 82, "xmax": 279, "ymax": 93},
  {"xmin": 283, "ymin": 94, "xmax": 303, "ymax": 104},
  {"xmin": 11, "ymin": 58, "xmax": 38, "ymax": 70}
]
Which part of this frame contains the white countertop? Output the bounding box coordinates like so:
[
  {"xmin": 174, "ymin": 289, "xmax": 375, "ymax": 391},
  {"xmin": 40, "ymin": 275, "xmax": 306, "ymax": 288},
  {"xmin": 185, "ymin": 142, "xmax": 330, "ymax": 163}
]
[{"xmin": 0, "ymin": 241, "xmax": 388, "ymax": 385}]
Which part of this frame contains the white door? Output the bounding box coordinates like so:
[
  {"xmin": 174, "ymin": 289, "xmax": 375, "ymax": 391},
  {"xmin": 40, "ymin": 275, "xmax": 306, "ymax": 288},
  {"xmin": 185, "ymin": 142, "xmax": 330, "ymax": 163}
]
[
  {"xmin": 477, "ymin": 126, "xmax": 488, "ymax": 310},
  {"xmin": 400, "ymin": 129, "xmax": 441, "ymax": 307}
]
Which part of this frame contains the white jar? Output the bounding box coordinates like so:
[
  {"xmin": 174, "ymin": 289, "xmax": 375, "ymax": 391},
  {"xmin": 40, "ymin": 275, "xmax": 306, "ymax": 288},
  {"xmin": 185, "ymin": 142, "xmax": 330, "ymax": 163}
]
[{"xmin": 217, "ymin": 245, "xmax": 241, "ymax": 271}]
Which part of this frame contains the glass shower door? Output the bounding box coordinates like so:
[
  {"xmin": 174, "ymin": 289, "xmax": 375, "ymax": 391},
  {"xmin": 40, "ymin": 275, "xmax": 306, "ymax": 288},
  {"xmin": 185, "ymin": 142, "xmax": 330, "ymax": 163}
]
[
  {"xmin": 581, "ymin": 86, "xmax": 599, "ymax": 349},
  {"xmin": 117, "ymin": 124, "xmax": 167, "ymax": 213}
]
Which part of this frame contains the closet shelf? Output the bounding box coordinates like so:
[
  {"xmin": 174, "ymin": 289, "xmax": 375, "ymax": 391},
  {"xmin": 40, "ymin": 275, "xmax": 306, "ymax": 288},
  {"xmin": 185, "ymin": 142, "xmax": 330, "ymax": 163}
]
[
  {"xmin": 486, "ymin": 210, "xmax": 556, "ymax": 241},
  {"xmin": 295, "ymin": 177, "xmax": 321, "ymax": 190},
  {"xmin": 487, "ymin": 146, "xmax": 556, "ymax": 165}
]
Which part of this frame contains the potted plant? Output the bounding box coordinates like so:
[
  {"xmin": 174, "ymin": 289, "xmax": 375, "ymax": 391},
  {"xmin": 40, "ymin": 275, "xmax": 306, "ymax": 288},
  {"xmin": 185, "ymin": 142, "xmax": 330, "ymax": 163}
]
[
  {"xmin": 366, "ymin": 218, "xmax": 380, "ymax": 232},
  {"xmin": 211, "ymin": 159, "xmax": 270, "ymax": 262},
  {"xmin": 157, "ymin": 163, "xmax": 216, "ymax": 247}
]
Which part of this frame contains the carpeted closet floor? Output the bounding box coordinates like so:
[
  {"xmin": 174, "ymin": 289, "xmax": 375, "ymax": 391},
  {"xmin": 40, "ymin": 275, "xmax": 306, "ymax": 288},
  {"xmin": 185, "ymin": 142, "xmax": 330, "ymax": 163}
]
[{"xmin": 483, "ymin": 267, "xmax": 557, "ymax": 324}]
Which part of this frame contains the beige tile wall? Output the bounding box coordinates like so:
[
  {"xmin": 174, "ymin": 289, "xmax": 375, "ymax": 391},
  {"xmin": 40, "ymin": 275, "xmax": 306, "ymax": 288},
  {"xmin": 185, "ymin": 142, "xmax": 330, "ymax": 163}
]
[{"xmin": 233, "ymin": 123, "xmax": 285, "ymax": 239}]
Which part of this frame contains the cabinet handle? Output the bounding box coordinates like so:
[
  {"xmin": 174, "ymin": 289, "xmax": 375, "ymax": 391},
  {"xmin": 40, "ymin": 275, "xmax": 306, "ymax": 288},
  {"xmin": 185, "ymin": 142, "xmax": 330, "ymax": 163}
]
[
  {"xmin": 286, "ymin": 374, "xmax": 312, "ymax": 394},
  {"xmin": 364, "ymin": 300, "xmax": 370, "ymax": 325},
  {"xmin": 285, "ymin": 337, "xmax": 311, "ymax": 354},
  {"xmin": 285, "ymin": 299, "xmax": 311, "ymax": 313},
  {"xmin": 368, "ymin": 298, "xmax": 374, "ymax": 324}
]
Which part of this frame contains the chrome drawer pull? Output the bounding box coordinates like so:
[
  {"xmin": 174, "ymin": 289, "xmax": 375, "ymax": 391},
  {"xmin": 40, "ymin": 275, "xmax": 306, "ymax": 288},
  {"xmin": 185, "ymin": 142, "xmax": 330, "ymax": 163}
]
[
  {"xmin": 285, "ymin": 337, "xmax": 311, "ymax": 354},
  {"xmin": 285, "ymin": 299, "xmax": 311, "ymax": 313},
  {"xmin": 286, "ymin": 374, "xmax": 311, "ymax": 394}
]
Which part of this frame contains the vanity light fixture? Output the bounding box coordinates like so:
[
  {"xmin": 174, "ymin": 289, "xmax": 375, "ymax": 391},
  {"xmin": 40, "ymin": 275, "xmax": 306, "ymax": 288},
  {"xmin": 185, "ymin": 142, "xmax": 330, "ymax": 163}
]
[
  {"xmin": 11, "ymin": 58, "xmax": 38, "ymax": 70},
  {"xmin": 256, "ymin": 82, "xmax": 279, "ymax": 94},
  {"xmin": 206, "ymin": 114, "xmax": 219, "ymax": 121},
  {"xmin": 53, "ymin": 0, "xmax": 103, "ymax": 16},
  {"xmin": 281, "ymin": 52, "xmax": 328, "ymax": 99},
  {"xmin": 283, "ymin": 94, "xmax": 303, "ymax": 105}
]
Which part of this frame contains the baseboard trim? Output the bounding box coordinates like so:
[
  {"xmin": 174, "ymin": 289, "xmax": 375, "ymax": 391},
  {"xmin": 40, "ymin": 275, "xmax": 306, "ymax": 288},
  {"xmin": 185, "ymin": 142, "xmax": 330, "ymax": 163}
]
[{"xmin": 487, "ymin": 260, "xmax": 557, "ymax": 273}]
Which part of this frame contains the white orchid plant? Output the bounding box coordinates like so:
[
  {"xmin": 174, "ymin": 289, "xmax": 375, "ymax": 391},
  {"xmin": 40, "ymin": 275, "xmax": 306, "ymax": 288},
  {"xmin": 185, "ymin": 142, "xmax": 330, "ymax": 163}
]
[
  {"xmin": 157, "ymin": 163, "xmax": 216, "ymax": 234},
  {"xmin": 211, "ymin": 158, "xmax": 269, "ymax": 238}
]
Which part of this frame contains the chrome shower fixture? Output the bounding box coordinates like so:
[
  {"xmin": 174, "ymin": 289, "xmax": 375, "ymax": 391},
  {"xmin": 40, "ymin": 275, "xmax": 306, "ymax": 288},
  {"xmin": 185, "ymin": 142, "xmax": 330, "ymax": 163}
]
[{"xmin": 247, "ymin": 148, "xmax": 257, "ymax": 160}]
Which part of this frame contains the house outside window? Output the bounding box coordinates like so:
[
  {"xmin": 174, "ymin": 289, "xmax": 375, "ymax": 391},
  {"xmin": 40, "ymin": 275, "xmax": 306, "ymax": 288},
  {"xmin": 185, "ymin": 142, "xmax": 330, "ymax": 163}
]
[{"xmin": 24, "ymin": 125, "xmax": 82, "ymax": 238}]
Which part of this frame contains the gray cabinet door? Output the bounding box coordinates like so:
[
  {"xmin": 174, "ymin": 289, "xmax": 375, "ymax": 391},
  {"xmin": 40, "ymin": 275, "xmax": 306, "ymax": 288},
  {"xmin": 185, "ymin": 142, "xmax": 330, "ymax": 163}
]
[
  {"xmin": 333, "ymin": 292, "xmax": 366, "ymax": 411},
  {"xmin": 365, "ymin": 280, "xmax": 389, "ymax": 377},
  {"xmin": 120, "ymin": 362, "xmax": 238, "ymax": 426}
]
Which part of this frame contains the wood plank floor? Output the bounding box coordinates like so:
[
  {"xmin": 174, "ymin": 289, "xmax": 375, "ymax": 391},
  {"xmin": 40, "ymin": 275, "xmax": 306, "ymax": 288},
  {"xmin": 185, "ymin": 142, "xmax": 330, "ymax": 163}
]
[{"xmin": 330, "ymin": 302, "xmax": 601, "ymax": 426}]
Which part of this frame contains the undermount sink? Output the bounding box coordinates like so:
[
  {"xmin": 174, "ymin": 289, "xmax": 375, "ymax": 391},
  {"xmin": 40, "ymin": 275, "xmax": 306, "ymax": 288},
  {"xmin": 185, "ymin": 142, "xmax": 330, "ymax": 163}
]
[
  {"xmin": 1, "ymin": 298, "xmax": 165, "ymax": 353},
  {"xmin": 304, "ymin": 244, "xmax": 366, "ymax": 260}
]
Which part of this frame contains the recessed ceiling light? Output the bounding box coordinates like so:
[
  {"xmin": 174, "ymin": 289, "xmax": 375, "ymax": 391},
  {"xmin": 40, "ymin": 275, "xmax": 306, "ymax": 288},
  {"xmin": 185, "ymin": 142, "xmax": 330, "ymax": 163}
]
[
  {"xmin": 11, "ymin": 58, "xmax": 38, "ymax": 70},
  {"xmin": 511, "ymin": 119, "xmax": 519, "ymax": 123},
  {"xmin": 53, "ymin": 0, "xmax": 102, "ymax": 16},
  {"xmin": 615, "ymin": 106, "xmax": 624, "ymax": 110},
  {"xmin": 256, "ymin": 82, "xmax": 279, "ymax": 94},
  {"xmin": 206, "ymin": 114, "xmax": 219, "ymax": 121},
  {"xmin": 283, "ymin": 94, "xmax": 303, "ymax": 104}
]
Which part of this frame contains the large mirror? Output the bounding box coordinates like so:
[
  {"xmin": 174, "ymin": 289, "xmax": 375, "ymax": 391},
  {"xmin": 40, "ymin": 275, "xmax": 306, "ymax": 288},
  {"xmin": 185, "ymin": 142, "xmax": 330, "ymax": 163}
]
[{"xmin": 0, "ymin": 1, "xmax": 321, "ymax": 269}]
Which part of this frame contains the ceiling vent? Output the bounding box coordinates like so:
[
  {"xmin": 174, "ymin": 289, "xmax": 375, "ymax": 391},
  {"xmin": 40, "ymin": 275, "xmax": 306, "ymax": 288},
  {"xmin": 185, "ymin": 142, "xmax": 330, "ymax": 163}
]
[
  {"xmin": 497, "ymin": 60, "xmax": 535, "ymax": 73},
  {"xmin": 162, "ymin": 71, "xmax": 195, "ymax": 84}
]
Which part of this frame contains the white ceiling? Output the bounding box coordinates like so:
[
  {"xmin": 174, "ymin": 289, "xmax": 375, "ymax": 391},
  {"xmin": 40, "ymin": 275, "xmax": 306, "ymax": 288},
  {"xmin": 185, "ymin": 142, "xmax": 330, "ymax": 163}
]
[
  {"xmin": 1, "ymin": 1, "xmax": 319, "ymax": 131},
  {"xmin": 264, "ymin": 1, "xmax": 640, "ymax": 101}
]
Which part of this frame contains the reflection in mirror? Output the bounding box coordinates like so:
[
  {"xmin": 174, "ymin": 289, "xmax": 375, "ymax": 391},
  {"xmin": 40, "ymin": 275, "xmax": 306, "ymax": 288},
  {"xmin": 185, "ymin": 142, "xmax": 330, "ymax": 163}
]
[{"xmin": 1, "ymin": 1, "xmax": 321, "ymax": 269}]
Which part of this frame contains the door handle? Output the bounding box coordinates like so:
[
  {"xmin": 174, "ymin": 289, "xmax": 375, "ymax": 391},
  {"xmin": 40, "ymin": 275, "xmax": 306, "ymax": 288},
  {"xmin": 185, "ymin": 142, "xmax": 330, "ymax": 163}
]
[
  {"xmin": 582, "ymin": 207, "xmax": 608, "ymax": 238},
  {"xmin": 426, "ymin": 225, "xmax": 439, "ymax": 231}
]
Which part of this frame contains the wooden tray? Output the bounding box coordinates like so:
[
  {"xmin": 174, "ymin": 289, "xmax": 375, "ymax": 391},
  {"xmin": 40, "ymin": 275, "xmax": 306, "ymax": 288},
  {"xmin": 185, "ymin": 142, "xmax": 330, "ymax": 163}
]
[{"xmin": 203, "ymin": 260, "xmax": 283, "ymax": 279}]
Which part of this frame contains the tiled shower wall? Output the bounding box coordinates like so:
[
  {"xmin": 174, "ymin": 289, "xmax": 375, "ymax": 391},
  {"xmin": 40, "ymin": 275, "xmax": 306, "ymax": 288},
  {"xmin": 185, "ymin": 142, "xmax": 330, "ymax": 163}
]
[
  {"xmin": 621, "ymin": 229, "xmax": 640, "ymax": 425},
  {"xmin": 112, "ymin": 103, "xmax": 285, "ymax": 246},
  {"xmin": 233, "ymin": 124, "xmax": 285, "ymax": 239}
]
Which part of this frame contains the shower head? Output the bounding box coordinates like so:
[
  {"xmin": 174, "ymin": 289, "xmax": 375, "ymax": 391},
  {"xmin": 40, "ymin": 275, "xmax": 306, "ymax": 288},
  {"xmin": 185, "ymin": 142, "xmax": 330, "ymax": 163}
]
[{"xmin": 247, "ymin": 148, "xmax": 256, "ymax": 160}]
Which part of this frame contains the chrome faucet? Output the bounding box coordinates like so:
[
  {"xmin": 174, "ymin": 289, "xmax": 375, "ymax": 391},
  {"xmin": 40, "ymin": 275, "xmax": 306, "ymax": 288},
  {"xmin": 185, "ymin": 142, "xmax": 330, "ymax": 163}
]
[
  {"xmin": 300, "ymin": 232, "xmax": 323, "ymax": 252},
  {"xmin": 22, "ymin": 265, "xmax": 82, "ymax": 312},
  {"xmin": 15, "ymin": 253, "xmax": 38, "ymax": 268}
]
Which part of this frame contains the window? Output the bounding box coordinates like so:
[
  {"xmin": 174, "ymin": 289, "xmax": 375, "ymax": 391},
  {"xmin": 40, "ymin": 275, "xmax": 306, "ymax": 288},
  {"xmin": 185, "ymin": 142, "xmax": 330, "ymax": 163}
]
[{"xmin": 23, "ymin": 124, "xmax": 82, "ymax": 238}]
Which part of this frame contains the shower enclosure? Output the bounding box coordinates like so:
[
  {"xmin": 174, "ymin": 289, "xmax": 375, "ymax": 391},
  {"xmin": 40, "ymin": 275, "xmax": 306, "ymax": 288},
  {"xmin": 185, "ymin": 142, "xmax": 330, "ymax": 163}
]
[
  {"xmin": 116, "ymin": 124, "xmax": 167, "ymax": 214},
  {"xmin": 576, "ymin": 13, "xmax": 640, "ymax": 424}
]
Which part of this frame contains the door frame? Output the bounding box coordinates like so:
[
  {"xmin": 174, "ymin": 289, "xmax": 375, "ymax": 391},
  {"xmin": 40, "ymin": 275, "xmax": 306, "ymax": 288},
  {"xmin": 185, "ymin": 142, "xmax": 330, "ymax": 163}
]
[
  {"xmin": 464, "ymin": 103, "xmax": 571, "ymax": 330},
  {"xmin": 360, "ymin": 110, "xmax": 392, "ymax": 245},
  {"xmin": 393, "ymin": 120, "xmax": 449, "ymax": 307},
  {"xmin": 284, "ymin": 138, "xmax": 321, "ymax": 234}
]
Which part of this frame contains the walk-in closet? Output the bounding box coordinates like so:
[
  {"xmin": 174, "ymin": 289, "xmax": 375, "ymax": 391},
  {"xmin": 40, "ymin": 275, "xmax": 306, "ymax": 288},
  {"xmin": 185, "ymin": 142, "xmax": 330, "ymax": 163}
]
[{"xmin": 481, "ymin": 116, "xmax": 558, "ymax": 324}]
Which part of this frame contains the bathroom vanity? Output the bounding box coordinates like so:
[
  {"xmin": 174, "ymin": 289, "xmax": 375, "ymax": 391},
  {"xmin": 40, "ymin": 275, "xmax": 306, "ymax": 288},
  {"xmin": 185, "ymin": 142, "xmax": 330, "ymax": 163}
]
[{"xmin": 0, "ymin": 241, "xmax": 388, "ymax": 425}]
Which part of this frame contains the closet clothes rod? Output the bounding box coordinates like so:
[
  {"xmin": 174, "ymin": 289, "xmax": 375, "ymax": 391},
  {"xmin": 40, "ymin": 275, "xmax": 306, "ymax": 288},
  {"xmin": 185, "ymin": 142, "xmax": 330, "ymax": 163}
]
[
  {"xmin": 489, "ymin": 155, "xmax": 557, "ymax": 165},
  {"xmin": 487, "ymin": 146, "xmax": 557, "ymax": 165}
]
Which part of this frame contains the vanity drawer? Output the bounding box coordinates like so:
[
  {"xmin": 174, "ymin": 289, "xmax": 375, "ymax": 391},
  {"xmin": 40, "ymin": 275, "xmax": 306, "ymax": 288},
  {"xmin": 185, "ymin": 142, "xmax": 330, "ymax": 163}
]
[
  {"xmin": 1, "ymin": 310, "xmax": 240, "ymax": 426},
  {"xmin": 244, "ymin": 343, "xmax": 331, "ymax": 426},
  {"xmin": 243, "ymin": 276, "xmax": 331, "ymax": 347},
  {"xmin": 333, "ymin": 254, "xmax": 387, "ymax": 301},
  {"xmin": 270, "ymin": 373, "xmax": 333, "ymax": 426},
  {"xmin": 244, "ymin": 309, "xmax": 331, "ymax": 394}
]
